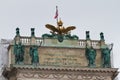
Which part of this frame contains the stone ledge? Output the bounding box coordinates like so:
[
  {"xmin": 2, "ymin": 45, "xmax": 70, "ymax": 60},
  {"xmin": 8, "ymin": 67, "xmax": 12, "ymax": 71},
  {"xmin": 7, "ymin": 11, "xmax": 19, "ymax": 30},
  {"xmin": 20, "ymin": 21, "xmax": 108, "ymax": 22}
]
[{"xmin": 10, "ymin": 64, "xmax": 118, "ymax": 73}]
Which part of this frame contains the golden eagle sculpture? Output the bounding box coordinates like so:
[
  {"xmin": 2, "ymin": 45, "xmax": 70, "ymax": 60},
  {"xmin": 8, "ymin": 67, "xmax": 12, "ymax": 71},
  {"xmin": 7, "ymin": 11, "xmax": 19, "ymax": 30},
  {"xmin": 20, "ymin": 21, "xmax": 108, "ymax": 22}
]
[
  {"xmin": 45, "ymin": 20, "xmax": 76, "ymax": 35},
  {"xmin": 43, "ymin": 19, "xmax": 78, "ymax": 42}
]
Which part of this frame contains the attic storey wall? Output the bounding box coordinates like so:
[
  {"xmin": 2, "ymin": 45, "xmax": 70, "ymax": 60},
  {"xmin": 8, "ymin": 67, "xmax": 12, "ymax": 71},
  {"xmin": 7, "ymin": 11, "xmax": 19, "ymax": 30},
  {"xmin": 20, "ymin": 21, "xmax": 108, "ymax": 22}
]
[{"xmin": 9, "ymin": 46, "xmax": 102, "ymax": 67}]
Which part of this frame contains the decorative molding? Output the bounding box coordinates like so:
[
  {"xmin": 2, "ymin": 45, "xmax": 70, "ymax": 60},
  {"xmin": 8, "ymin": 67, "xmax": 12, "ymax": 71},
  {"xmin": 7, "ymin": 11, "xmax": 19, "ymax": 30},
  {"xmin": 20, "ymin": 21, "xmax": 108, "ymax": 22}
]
[
  {"xmin": 16, "ymin": 69, "xmax": 112, "ymax": 80},
  {"xmin": 4, "ymin": 66, "xmax": 118, "ymax": 80}
]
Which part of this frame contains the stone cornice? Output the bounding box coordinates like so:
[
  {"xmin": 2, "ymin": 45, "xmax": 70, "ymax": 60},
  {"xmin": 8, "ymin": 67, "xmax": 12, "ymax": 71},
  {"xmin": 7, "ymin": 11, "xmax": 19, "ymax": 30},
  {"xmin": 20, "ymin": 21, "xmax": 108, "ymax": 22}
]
[
  {"xmin": 11, "ymin": 64, "xmax": 118, "ymax": 73},
  {"xmin": 7, "ymin": 65, "xmax": 118, "ymax": 80}
]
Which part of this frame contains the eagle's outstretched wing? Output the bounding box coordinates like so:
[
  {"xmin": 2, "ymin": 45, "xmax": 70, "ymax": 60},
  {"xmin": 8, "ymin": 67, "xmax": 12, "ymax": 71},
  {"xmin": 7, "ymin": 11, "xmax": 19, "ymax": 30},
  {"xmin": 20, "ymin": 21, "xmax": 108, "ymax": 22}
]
[
  {"xmin": 45, "ymin": 24, "xmax": 58, "ymax": 32},
  {"xmin": 63, "ymin": 26, "xmax": 76, "ymax": 34}
]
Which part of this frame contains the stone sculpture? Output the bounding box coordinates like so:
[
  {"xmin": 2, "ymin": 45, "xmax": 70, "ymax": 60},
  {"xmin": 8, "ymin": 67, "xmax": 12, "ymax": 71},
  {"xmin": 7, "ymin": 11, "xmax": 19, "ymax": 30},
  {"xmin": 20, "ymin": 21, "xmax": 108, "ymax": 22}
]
[
  {"xmin": 14, "ymin": 42, "xmax": 24, "ymax": 64},
  {"xmin": 29, "ymin": 45, "xmax": 39, "ymax": 65},
  {"xmin": 101, "ymin": 44, "xmax": 113, "ymax": 68},
  {"xmin": 85, "ymin": 46, "xmax": 96, "ymax": 67},
  {"xmin": 86, "ymin": 31, "xmax": 90, "ymax": 40},
  {"xmin": 100, "ymin": 32, "xmax": 104, "ymax": 41}
]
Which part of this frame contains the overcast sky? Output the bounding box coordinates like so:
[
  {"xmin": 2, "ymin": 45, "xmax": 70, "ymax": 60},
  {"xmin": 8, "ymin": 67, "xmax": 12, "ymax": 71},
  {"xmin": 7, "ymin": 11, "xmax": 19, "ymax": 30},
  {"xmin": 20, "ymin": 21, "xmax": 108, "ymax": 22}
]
[{"xmin": 0, "ymin": 0, "xmax": 120, "ymax": 78}]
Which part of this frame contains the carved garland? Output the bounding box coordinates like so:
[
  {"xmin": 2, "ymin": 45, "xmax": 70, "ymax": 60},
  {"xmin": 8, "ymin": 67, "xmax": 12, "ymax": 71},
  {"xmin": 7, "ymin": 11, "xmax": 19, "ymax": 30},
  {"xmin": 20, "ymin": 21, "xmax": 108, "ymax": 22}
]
[{"xmin": 17, "ymin": 72, "xmax": 108, "ymax": 80}]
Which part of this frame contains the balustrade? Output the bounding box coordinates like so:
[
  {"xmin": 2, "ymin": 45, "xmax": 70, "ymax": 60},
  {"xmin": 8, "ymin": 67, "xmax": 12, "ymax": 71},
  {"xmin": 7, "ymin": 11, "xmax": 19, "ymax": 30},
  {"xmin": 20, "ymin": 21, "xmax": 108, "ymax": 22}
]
[{"xmin": 12, "ymin": 36, "xmax": 101, "ymax": 48}]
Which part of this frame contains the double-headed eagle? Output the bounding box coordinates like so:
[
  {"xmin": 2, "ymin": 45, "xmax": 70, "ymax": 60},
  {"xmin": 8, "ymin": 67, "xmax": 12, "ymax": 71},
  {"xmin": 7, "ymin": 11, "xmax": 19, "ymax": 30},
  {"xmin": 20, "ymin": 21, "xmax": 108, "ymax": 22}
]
[{"xmin": 45, "ymin": 20, "xmax": 76, "ymax": 35}]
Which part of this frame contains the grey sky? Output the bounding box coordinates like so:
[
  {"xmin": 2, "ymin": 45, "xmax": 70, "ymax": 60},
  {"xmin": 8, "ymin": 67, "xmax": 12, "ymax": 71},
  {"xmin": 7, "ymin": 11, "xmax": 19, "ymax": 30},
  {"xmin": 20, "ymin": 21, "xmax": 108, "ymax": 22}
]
[{"xmin": 0, "ymin": 0, "xmax": 120, "ymax": 78}]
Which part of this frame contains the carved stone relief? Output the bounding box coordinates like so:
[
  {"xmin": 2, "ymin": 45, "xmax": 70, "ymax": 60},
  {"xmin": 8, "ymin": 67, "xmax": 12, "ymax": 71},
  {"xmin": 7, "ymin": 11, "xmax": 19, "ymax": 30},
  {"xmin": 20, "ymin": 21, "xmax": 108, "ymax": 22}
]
[{"xmin": 16, "ymin": 71, "xmax": 110, "ymax": 80}]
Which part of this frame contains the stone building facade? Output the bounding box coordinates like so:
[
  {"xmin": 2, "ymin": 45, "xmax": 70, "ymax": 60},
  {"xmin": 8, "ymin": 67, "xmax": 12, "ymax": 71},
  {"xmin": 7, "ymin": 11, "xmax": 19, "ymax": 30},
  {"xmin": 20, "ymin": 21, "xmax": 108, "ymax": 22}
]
[{"xmin": 2, "ymin": 21, "xmax": 119, "ymax": 80}]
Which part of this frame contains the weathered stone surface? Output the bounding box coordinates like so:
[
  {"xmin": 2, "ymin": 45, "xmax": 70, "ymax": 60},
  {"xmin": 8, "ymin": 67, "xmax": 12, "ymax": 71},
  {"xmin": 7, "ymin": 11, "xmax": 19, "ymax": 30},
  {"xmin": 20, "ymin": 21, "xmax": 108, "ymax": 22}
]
[
  {"xmin": 5, "ymin": 66, "xmax": 118, "ymax": 80},
  {"xmin": 9, "ymin": 46, "xmax": 102, "ymax": 67},
  {"xmin": 5, "ymin": 37, "xmax": 118, "ymax": 80}
]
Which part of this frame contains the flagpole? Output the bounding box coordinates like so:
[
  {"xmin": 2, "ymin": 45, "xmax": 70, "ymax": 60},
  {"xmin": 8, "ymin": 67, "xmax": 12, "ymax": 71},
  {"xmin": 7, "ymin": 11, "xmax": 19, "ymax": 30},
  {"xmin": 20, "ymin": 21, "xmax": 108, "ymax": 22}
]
[
  {"xmin": 56, "ymin": 6, "xmax": 58, "ymax": 23},
  {"xmin": 54, "ymin": 6, "xmax": 59, "ymax": 24}
]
